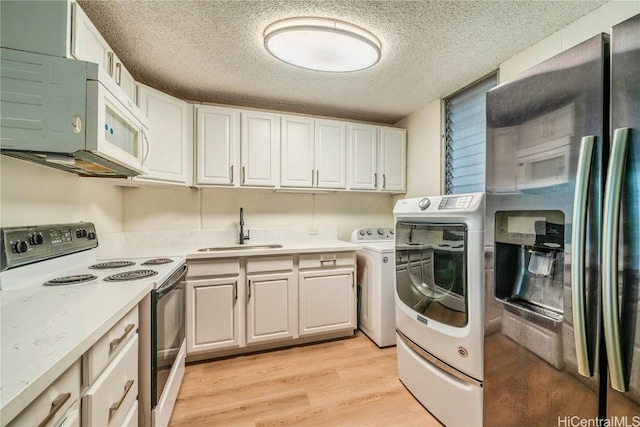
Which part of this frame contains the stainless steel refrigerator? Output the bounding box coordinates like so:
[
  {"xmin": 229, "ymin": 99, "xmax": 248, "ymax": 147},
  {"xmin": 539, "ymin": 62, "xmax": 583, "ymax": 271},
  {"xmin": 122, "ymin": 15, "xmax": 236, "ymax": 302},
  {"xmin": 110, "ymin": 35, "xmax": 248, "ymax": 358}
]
[{"xmin": 484, "ymin": 14, "xmax": 639, "ymax": 426}]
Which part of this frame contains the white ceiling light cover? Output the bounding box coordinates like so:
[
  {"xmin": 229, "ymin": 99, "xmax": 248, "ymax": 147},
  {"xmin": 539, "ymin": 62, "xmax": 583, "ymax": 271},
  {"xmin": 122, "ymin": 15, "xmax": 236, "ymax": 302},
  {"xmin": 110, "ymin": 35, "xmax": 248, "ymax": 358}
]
[{"xmin": 264, "ymin": 17, "xmax": 382, "ymax": 72}]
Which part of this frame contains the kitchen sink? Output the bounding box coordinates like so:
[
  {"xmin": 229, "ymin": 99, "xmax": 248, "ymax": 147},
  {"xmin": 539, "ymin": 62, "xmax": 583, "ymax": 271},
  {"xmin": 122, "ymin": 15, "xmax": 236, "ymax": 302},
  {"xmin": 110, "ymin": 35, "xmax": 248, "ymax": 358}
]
[{"xmin": 198, "ymin": 244, "xmax": 283, "ymax": 252}]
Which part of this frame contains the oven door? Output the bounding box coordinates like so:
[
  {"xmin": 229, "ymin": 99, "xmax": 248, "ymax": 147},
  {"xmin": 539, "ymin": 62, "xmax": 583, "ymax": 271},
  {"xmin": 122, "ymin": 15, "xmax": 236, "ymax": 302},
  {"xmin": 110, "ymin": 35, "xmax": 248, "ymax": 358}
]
[{"xmin": 151, "ymin": 263, "xmax": 187, "ymax": 409}]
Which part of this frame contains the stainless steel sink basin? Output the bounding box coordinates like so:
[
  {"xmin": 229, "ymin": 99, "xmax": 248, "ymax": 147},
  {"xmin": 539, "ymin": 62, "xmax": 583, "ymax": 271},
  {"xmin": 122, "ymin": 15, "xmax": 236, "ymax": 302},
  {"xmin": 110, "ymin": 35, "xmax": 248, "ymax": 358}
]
[{"xmin": 198, "ymin": 244, "xmax": 283, "ymax": 252}]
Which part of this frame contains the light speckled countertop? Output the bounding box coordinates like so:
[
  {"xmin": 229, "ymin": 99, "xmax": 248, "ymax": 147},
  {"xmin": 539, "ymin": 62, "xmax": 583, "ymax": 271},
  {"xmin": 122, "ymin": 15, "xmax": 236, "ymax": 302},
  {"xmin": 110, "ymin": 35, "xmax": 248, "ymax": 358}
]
[
  {"xmin": 0, "ymin": 236, "xmax": 360, "ymax": 423},
  {"xmin": 1, "ymin": 279, "xmax": 153, "ymax": 423}
]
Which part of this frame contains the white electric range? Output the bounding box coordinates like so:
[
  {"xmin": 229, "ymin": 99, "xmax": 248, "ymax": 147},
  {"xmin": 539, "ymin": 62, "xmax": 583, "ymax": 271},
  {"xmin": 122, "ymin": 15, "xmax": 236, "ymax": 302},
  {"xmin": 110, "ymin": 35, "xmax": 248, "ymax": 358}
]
[{"xmin": 0, "ymin": 222, "xmax": 186, "ymax": 427}]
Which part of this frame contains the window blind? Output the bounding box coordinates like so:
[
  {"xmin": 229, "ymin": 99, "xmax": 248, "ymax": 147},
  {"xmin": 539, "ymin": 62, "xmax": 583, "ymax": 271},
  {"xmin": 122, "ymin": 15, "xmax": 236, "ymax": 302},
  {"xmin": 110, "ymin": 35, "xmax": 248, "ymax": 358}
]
[{"xmin": 444, "ymin": 74, "xmax": 497, "ymax": 194}]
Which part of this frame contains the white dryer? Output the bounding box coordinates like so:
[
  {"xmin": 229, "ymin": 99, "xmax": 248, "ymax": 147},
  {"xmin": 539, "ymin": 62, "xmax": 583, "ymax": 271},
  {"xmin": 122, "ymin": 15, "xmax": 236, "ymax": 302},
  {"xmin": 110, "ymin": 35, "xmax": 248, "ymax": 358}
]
[
  {"xmin": 393, "ymin": 193, "xmax": 484, "ymax": 427},
  {"xmin": 351, "ymin": 227, "xmax": 396, "ymax": 347}
]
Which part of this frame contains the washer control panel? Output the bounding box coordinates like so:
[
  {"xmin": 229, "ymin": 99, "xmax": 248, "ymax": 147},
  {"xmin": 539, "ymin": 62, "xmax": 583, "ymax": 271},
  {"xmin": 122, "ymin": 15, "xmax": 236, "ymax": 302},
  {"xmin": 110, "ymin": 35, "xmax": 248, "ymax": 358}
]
[{"xmin": 351, "ymin": 227, "xmax": 395, "ymax": 242}]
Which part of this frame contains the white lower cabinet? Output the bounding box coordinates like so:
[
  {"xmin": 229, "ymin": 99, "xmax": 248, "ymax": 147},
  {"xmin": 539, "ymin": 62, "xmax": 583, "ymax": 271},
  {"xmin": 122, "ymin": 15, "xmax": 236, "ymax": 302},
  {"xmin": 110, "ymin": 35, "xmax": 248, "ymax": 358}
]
[
  {"xmin": 186, "ymin": 251, "xmax": 356, "ymax": 359},
  {"xmin": 246, "ymin": 256, "xmax": 296, "ymax": 344},
  {"xmin": 82, "ymin": 334, "xmax": 139, "ymax": 427},
  {"xmin": 187, "ymin": 276, "xmax": 240, "ymax": 352},
  {"xmin": 299, "ymin": 268, "xmax": 356, "ymax": 336},
  {"xmin": 7, "ymin": 361, "xmax": 81, "ymax": 427}
]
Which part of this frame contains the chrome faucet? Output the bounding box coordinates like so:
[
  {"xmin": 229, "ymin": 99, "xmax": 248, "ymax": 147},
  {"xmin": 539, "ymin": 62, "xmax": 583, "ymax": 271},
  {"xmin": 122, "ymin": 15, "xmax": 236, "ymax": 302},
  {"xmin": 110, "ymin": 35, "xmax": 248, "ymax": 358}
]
[{"xmin": 239, "ymin": 207, "xmax": 250, "ymax": 244}]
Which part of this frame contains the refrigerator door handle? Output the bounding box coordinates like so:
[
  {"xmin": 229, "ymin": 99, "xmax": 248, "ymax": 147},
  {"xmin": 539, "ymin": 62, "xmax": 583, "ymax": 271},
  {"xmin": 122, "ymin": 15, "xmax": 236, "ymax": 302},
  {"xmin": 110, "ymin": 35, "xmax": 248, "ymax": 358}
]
[
  {"xmin": 602, "ymin": 127, "xmax": 631, "ymax": 392},
  {"xmin": 571, "ymin": 135, "xmax": 596, "ymax": 377}
]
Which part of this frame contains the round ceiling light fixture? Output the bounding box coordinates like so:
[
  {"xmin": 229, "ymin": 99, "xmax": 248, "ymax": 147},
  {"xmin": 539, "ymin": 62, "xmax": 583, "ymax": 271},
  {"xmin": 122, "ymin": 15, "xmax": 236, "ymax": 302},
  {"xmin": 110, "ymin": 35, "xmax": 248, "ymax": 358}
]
[{"xmin": 263, "ymin": 17, "xmax": 382, "ymax": 72}]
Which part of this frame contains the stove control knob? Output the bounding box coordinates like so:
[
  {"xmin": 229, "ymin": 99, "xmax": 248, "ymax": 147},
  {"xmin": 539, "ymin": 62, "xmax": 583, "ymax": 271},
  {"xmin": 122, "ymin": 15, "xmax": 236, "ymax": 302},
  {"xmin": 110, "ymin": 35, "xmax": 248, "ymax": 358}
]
[
  {"xmin": 366, "ymin": 230, "xmax": 372, "ymax": 235},
  {"xmin": 418, "ymin": 198, "xmax": 431, "ymax": 210},
  {"xmin": 13, "ymin": 240, "xmax": 28, "ymax": 254},
  {"xmin": 29, "ymin": 233, "xmax": 44, "ymax": 246},
  {"xmin": 76, "ymin": 229, "xmax": 88, "ymax": 238},
  {"xmin": 377, "ymin": 229, "xmax": 385, "ymax": 235},
  {"xmin": 390, "ymin": 230, "xmax": 394, "ymax": 235},
  {"xmin": 358, "ymin": 230, "xmax": 365, "ymax": 236},
  {"xmin": 87, "ymin": 231, "xmax": 97, "ymax": 240}
]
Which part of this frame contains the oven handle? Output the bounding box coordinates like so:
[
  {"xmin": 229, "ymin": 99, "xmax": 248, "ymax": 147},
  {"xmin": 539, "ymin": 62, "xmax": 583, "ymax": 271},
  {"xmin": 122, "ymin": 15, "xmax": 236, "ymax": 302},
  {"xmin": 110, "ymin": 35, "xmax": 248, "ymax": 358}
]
[{"xmin": 155, "ymin": 264, "xmax": 188, "ymax": 299}]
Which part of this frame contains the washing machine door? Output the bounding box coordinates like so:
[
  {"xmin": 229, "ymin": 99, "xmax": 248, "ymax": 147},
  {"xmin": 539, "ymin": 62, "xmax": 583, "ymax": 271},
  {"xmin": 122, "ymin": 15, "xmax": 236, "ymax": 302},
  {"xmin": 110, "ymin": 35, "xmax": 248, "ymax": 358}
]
[{"xmin": 395, "ymin": 221, "xmax": 468, "ymax": 327}]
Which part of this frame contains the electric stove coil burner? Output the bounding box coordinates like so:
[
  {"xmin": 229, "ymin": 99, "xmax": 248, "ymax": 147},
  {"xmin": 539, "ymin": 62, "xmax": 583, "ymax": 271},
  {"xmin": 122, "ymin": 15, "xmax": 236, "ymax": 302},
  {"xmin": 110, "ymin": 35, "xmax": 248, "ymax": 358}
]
[
  {"xmin": 89, "ymin": 261, "xmax": 136, "ymax": 269},
  {"xmin": 45, "ymin": 274, "xmax": 98, "ymax": 286},
  {"xmin": 104, "ymin": 269, "xmax": 158, "ymax": 282},
  {"xmin": 141, "ymin": 258, "xmax": 174, "ymax": 265}
]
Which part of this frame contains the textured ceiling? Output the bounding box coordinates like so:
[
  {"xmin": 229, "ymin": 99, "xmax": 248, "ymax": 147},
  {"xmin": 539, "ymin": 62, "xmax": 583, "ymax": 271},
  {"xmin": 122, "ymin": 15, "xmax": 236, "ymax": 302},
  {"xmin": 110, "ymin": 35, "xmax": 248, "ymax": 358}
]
[{"xmin": 78, "ymin": 0, "xmax": 607, "ymax": 124}]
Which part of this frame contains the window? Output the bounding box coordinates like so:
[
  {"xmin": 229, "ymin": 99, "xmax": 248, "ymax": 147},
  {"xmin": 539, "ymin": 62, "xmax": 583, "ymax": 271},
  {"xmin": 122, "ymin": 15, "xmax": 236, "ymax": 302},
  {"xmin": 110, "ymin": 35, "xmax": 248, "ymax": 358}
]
[{"xmin": 444, "ymin": 74, "xmax": 497, "ymax": 194}]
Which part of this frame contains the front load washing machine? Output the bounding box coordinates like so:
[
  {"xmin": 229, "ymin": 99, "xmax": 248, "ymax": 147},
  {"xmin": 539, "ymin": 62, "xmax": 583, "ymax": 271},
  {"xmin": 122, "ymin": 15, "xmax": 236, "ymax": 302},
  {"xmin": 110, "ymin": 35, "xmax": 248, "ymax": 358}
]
[
  {"xmin": 393, "ymin": 193, "xmax": 484, "ymax": 427},
  {"xmin": 351, "ymin": 227, "xmax": 396, "ymax": 347}
]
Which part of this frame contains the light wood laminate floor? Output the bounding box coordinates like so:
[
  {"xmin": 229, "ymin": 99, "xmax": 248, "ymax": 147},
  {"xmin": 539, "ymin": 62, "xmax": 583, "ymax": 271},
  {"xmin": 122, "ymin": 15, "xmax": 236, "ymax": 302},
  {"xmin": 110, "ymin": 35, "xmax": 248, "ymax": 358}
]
[{"xmin": 169, "ymin": 332, "xmax": 443, "ymax": 426}]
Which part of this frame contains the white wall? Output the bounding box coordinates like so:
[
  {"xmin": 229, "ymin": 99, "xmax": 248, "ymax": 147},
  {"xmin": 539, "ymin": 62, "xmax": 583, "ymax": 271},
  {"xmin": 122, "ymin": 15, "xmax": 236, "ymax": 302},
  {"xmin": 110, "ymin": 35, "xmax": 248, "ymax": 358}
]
[
  {"xmin": 395, "ymin": 99, "xmax": 442, "ymax": 198},
  {"xmin": 121, "ymin": 186, "xmax": 395, "ymax": 241},
  {"xmin": 0, "ymin": 156, "xmax": 123, "ymax": 235}
]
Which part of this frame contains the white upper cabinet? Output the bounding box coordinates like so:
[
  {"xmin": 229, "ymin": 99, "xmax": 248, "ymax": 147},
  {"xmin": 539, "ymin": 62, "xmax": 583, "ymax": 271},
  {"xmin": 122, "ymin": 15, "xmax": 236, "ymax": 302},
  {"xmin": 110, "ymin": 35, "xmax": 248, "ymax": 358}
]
[
  {"xmin": 0, "ymin": 1, "xmax": 137, "ymax": 103},
  {"xmin": 136, "ymin": 84, "xmax": 192, "ymax": 185},
  {"xmin": 71, "ymin": 3, "xmax": 136, "ymax": 101},
  {"xmin": 196, "ymin": 106, "xmax": 240, "ymax": 186},
  {"xmin": 315, "ymin": 119, "xmax": 347, "ymax": 189},
  {"xmin": 281, "ymin": 116, "xmax": 315, "ymax": 188},
  {"xmin": 281, "ymin": 117, "xmax": 346, "ymax": 189},
  {"xmin": 379, "ymin": 127, "xmax": 407, "ymax": 192},
  {"xmin": 348, "ymin": 123, "xmax": 378, "ymax": 190},
  {"xmin": 241, "ymin": 111, "xmax": 279, "ymax": 187}
]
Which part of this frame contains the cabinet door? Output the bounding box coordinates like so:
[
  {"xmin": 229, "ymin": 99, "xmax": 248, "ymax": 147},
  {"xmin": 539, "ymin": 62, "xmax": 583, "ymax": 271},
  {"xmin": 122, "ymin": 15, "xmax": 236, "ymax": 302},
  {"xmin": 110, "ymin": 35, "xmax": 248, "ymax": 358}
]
[
  {"xmin": 281, "ymin": 116, "xmax": 314, "ymax": 187},
  {"xmin": 71, "ymin": 3, "xmax": 111, "ymax": 74},
  {"xmin": 186, "ymin": 278, "xmax": 240, "ymax": 353},
  {"xmin": 379, "ymin": 127, "xmax": 407, "ymax": 192},
  {"xmin": 246, "ymin": 272, "xmax": 296, "ymax": 344},
  {"xmin": 196, "ymin": 106, "xmax": 240, "ymax": 186},
  {"xmin": 137, "ymin": 84, "xmax": 191, "ymax": 184},
  {"xmin": 115, "ymin": 58, "xmax": 136, "ymax": 102},
  {"xmin": 241, "ymin": 111, "xmax": 279, "ymax": 187},
  {"xmin": 348, "ymin": 123, "xmax": 377, "ymax": 190},
  {"xmin": 315, "ymin": 119, "xmax": 346, "ymax": 188},
  {"xmin": 299, "ymin": 268, "xmax": 355, "ymax": 336}
]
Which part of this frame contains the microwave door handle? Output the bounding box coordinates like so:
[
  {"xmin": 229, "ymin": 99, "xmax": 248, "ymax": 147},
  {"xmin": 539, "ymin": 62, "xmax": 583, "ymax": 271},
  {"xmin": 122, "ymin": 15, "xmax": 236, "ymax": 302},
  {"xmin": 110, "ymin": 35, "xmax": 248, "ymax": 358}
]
[
  {"xmin": 571, "ymin": 135, "xmax": 595, "ymax": 377},
  {"xmin": 142, "ymin": 129, "xmax": 150, "ymax": 167},
  {"xmin": 602, "ymin": 127, "xmax": 631, "ymax": 392}
]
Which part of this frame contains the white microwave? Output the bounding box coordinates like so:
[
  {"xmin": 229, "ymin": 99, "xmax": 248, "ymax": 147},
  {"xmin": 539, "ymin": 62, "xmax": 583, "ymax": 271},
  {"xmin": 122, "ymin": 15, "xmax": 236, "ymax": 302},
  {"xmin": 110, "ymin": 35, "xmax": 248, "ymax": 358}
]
[
  {"xmin": 515, "ymin": 136, "xmax": 571, "ymax": 191},
  {"xmin": 0, "ymin": 48, "xmax": 149, "ymax": 177}
]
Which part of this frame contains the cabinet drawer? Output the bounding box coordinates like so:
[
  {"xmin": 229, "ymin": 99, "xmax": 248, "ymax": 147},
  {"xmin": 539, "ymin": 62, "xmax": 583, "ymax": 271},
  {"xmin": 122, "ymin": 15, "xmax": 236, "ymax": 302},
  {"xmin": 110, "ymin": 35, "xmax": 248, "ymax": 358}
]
[
  {"xmin": 299, "ymin": 252, "xmax": 355, "ymax": 269},
  {"xmin": 121, "ymin": 400, "xmax": 139, "ymax": 427},
  {"xmin": 84, "ymin": 305, "xmax": 138, "ymax": 384},
  {"xmin": 83, "ymin": 334, "xmax": 139, "ymax": 427},
  {"xmin": 246, "ymin": 256, "xmax": 293, "ymax": 274},
  {"xmin": 187, "ymin": 259, "xmax": 240, "ymax": 278},
  {"xmin": 8, "ymin": 361, "xmax": 80, "ymax": 427}
]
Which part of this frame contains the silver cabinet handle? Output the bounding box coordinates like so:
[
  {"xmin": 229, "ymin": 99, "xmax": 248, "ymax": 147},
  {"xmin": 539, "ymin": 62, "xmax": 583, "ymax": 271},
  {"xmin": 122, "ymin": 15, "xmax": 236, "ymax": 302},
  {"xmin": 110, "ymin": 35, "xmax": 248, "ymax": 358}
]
[
  {"xmin": 110, "ymin": 323, "xmax": 135, "ymax": 353},
  {"xmin": 242, "ymin": 166, "xmax": 246, "ymax": 184},
  {"xmin": 602, "ymin": 127, "xmax": 630, "ymax": 392},
  {"xmin": 109, "ymin": 379, "xmax": 134, "ymax": 418},
  {"xmin": 311, "ymin": 169, "xmax": 315, "ymax": 187},
  {"xmin": 247, "ymin": 280, "xmax": 251, "ymax": 301},
  {"xmin": 115, "ymin": 62, "xmax": 122, "ymax": 85},
  {"xmin": 374, "ymin": 172, "xmax": 377, "ymax": 188},
  {"xmin": 37, "ymin": 392, "xmax": 71, "ymax": 427},
  {"xmin": 316, "ymin": 169, "xmax": 319, "ymax": 186},
  {"xmin": 230, "ymin": 165, "xmax": 234, "ymax": 184},
  {"xmin": 233, "ymin": 281, "xmax": 237, "ymax": 302},
  {"xmin": 571, "ymin": 135, "xmax": 595, "ymax": 377},
  {"xmin": 107, "ymin": 52, "xmax": 114, "ymax": 76},
  {"xmin": 383, "ymin": 174, "xmax": 386, "ymax": 189}
]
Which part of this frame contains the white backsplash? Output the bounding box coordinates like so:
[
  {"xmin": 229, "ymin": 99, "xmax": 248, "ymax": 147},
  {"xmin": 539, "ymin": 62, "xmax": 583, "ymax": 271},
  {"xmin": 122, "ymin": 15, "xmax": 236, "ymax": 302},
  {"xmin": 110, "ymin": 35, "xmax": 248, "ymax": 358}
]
[{"xmin": 97, "ymin": 227, "xmax": 338, "ymax": 259}]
